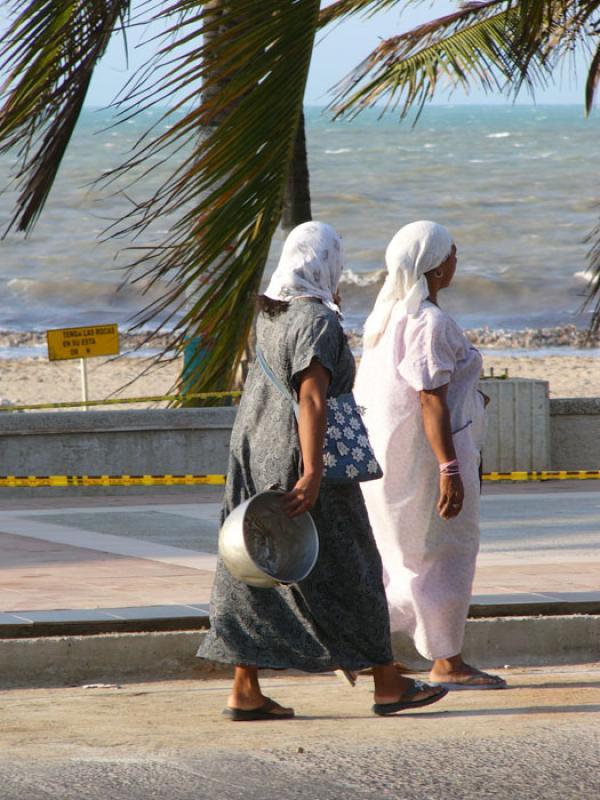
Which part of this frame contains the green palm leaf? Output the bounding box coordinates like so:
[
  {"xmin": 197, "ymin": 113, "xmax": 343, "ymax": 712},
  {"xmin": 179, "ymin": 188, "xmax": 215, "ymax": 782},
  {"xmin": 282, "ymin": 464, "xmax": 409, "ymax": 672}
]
[
  {"xmin": 319, "ymin": 0, "xmax": 470, "ymax": 27},
  {"xmin": 330, "ymin": 1, "xmax": 546, "ymax": 119},
  {"xmin": 0, "ymin": 0, "xmax": 132, "ymax": 233},
  {"xmin": 510, "ymin": 2, "xmax": 600, "ymax": 92},
  {"xmin": 585, "ymin": 218, "xmax": 600, "ymax": 333},
  {"xmin": 585, "ymin": 40, "xmax": 600, "ymax": 113},
  {"xmin": 105, "ymin": 0, "xmax": 321, "ymax": 395},
  {"xmin": 320, "ymin": 0, "xmax": 407, "ymax": 26}
]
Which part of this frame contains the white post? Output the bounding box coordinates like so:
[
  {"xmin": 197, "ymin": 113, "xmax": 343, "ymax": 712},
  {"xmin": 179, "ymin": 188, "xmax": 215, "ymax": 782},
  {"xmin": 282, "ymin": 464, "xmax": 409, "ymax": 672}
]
[{"xmin": 80, "ymin": 358, "xmax": 89, "ymax": 410}]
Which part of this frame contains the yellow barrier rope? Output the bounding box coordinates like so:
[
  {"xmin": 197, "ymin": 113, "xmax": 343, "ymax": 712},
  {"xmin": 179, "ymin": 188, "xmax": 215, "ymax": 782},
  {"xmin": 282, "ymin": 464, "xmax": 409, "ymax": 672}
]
[
  {"xmin": 483, "ymin": 470, "xmax": 600, "ymax": 481},
  {"xmin": 0, "ymin": 475, "xmax": 227, "ymax": 488},
  {"xmin": 0, "ymin": 392, "xmax": 241, "ymax": 413},
  {"xmin": 0, "ymin": 471, "xmax": 599, "ymax": 487}
]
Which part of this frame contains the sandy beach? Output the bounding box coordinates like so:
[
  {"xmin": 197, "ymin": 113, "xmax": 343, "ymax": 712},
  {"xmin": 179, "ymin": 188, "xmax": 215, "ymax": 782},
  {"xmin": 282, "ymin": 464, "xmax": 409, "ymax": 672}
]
[
  {"xmin": 479, "ymin": 353, "xmax": 599, "ymax": 397},
  {"xmin": 0, "ymin": 349, "xmax": 598, "ymax": 410},
  {"xmin": 0, "ymin": 356, "xmax": 183, "ymax": 410}
]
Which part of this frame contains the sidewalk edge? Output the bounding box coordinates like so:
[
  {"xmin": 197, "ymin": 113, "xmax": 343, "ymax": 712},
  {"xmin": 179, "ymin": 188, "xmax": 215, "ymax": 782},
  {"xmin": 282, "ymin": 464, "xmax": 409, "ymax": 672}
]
[{"xmin": 3, "ymin": 615, "xmax": 600, "ymax": 689}]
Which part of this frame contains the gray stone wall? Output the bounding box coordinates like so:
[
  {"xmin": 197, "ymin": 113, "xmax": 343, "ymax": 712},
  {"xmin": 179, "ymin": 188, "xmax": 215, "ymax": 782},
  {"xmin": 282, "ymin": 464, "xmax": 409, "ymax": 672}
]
[
  {"xmin": 0, "ymin": 408, "xmax": 236, "ymax": 477},
  {"xmin": 549, "ymin": 397, "xmax": 600, "ymax": 471}
]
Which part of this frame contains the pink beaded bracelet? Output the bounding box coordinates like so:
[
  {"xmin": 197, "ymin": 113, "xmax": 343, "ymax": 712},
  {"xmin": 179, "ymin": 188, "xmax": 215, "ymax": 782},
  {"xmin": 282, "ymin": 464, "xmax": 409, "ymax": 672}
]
[{"xmin": 439, "ymin": 458, "xmax": 460, "ymax": 474}]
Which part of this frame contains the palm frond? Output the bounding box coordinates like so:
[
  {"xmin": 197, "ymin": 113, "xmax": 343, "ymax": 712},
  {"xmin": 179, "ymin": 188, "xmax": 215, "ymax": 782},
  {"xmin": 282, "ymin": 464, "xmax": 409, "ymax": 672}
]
[
  {"xmin": 320, "ymin": 0, "xmax": 405, "ymax": 27},
  {"xmin": 0, "ymin": 0, "xmax": 132, "ymax": 234},
  {"xmin": 516, "ymin": 0, "xmax": 576, "ymax": 39},
  {"xmin": 497, "ymin": 0, "xmax": 600, "ymax": 329},
  {"xmin": 319, "ymin": 0, "xmax": 466, "ymax": 28},
  {"xmin": 330, "ymin": 1, "xmax": 543, "ymax": 120},
  {"xmin": 584, "ymin": 217, "xmax": 600, "ymax": 333},
  {"xmin": 510, "ymin": 1, "xmax": 599, "ymax": 82},
  {"xmin": 585, "ymin": 40, "xmax": 600, "ymax": 112},
  {"xmin": 106, "ymin": 0, "xmax": 321, "ymax": 395}
]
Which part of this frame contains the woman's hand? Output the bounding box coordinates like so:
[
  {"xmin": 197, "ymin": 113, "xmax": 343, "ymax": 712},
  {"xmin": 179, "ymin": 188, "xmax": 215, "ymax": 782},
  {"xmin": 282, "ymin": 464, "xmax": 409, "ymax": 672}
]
[
  {"xmin": 283, "ymin": 473, "xmax": 321, "ymax": 518},
  {"xmin": 283, "ymin": 358, "xmax": 330, "ymax": 519},
  {"xmin": 438, "ymin": 473, "xmax": 465, "ymax": 520}
]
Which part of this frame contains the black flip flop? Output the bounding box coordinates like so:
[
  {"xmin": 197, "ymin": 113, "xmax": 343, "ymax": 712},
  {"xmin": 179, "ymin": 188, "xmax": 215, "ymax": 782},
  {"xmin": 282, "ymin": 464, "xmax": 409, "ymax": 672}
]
[
  {"xmin": 372, "ymin": 681, "xmax": 448, "ymax": 716},
  {"xmin": 222, "ymin": 697, "xmax": 295, "ymax": 722}
]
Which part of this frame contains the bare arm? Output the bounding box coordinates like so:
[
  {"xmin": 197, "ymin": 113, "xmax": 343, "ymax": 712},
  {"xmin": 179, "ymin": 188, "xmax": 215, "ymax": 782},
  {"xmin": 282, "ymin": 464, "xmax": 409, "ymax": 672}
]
[
  {"xmin": 419, "ymin": 385, "xmax": 464, "ymax": 520},
  {"xmin": 283, "ymin": 359, "xmax": 330, "ymax": 518}
]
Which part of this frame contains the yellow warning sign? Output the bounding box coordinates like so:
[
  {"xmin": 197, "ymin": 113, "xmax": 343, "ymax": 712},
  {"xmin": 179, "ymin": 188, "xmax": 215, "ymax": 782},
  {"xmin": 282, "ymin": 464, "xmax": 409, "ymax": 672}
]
[{"xmin": 46, "ymin": 324, "xmax": 120, "ymax": 361}]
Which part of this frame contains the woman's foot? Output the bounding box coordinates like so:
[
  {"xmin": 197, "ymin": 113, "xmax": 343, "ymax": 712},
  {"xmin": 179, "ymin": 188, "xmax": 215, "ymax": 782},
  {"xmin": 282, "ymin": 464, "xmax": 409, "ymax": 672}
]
[
  {"xmin": 372, "ymin": 679, "xmax": 448, "ymax": 716},
  {"xmin": 372, "ymin": 663, "xmax": 446, "ymax": 707},
  {"xmin": 429, "ymin": 655, "xmax": 507, "ymax": 690},
  {"xmin": 224, "ymin": 697, "xmax": 294, "ymax": 721},
  {"xmin": 228, "ymin": 692, "xmax": 294, "ymax": 714},
  {"xmin": 373, "ymin": 676, "xmax": 446, "ymax": 706},
  {"xmin": 228, "ymin": 665, "xmax": 295, "ymax": 716}
]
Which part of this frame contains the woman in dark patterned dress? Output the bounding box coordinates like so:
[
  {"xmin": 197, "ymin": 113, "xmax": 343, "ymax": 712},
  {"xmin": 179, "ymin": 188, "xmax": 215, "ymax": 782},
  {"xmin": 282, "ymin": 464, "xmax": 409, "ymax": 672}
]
[{"xmin": 197, "ymin": 221, "xmax": 447, "ymax": 720}]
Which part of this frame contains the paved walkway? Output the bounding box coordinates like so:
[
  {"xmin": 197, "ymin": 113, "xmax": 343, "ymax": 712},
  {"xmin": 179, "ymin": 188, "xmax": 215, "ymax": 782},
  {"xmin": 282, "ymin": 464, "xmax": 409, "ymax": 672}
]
[
  {"xmin": 1, "ymin": 665, "xmax": 599, "ymax": 799},
  {"xmin": 0, "ymin": 482, "xmax": 598, "ymax": 627}
]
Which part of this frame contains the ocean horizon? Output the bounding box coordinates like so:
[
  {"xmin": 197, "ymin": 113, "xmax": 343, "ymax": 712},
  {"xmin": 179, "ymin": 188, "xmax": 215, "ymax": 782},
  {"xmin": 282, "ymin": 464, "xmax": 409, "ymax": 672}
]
[{"xmin": 0, "ymin": 103, "xmax": 598, "ymax": 340}]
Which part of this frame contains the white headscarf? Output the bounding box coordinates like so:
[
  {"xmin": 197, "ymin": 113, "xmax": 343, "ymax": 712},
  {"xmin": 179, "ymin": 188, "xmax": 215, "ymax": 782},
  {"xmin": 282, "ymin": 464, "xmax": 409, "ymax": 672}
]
[
  {"xmin": 363, "ymin": 220, "xmax": 453, "ymax": 349},
  {"xmin": 264, "ymin": 221, "xmax": 344, "ymax": 315}
]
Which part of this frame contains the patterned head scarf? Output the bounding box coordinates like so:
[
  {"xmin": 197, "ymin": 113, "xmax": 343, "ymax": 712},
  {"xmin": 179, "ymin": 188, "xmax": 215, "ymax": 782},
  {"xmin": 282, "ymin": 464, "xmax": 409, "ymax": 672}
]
[
  {"xmin": 363, "ymin": 220, "xmax": 454, "ymax": 349},
  {"xmin": 264, "ymin": 221, "xmax": 344, "ymax": 315}
]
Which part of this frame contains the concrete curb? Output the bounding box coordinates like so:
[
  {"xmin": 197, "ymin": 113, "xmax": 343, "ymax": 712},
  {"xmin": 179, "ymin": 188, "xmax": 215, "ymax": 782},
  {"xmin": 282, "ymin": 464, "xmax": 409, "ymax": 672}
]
[
  {"xmin": 392, "ymin": 614, "xmax": 600, "ymax": 670},
  {"xmin": 2, "ymin": 630, "xmax": 219, "ymax": 688},
  {"xmin": 3, "ymin": 614, "xmax": 600, "ymax": 688},
  {"xmin": 464, "ymin": 614, "xmax": 600, "ymax": 667}
]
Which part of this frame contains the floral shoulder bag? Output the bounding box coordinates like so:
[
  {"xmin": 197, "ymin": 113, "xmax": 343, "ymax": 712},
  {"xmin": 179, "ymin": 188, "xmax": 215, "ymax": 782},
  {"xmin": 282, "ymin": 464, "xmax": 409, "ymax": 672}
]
[{"xmin": 256, "ymin": 347, "xmax": 383, "ymax": 484}]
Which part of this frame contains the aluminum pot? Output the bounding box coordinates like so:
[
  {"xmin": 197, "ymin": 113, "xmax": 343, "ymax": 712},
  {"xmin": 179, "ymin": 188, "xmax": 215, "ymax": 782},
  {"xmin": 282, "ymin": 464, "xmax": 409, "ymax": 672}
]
[{"xmin": 218, "ymin": 489, "xmax": 319, "ymax": 588}]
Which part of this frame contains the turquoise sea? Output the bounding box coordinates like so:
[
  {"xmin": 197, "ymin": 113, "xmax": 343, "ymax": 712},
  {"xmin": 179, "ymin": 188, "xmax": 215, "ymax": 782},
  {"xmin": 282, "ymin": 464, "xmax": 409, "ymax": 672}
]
[{"xmin": 0, "ymin": 104, "xmax": 598, "ymax": 335}]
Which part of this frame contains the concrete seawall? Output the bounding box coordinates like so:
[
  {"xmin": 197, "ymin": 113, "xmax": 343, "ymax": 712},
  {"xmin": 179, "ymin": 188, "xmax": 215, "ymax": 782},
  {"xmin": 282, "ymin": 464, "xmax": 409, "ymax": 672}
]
[
  {"xmin": 0, "ymin": 392, "xmax": 598, "ymax": 490},
  {"xmin": 0, "ymin": 407, "xmax": 235, "ymax": 475},
  {"xmin": 549, "ymin": 397, "xmax": 600, "ymax": 470}
]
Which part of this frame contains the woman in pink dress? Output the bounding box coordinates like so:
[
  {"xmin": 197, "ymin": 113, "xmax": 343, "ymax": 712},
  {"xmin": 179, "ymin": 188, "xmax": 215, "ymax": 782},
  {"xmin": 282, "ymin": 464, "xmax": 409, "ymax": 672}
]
[{"xmin": 355, "ymin": 220, "xmax": 506, "ymax": 690}]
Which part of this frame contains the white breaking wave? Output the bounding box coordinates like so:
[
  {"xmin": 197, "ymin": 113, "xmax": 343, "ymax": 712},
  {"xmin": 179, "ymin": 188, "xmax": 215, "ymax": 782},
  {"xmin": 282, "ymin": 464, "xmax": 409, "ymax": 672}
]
[
  {"xmin": 6, "ymin": 277, "xmax": 164, "ymax": 306},
  {"xmin": 339, "ymin": 268, "xmax": 386, "ymax": 287},
  {"xmin": 487, "ymin": 132, "xmax": 511, "ymax": 138},
  {"xmin": 325, "ymin": 148, "xmax": 352, "ymax": 155},
  {"xmin": 7, "ymin": 278, "xmax": 112, "ymax": 302}
]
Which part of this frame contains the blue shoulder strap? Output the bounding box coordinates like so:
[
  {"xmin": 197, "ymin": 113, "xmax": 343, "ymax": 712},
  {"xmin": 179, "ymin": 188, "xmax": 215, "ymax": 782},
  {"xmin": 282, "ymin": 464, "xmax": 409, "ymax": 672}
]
[{"xmin": 255, "ymin": 346, "xmax": 300, "ymax": 421}]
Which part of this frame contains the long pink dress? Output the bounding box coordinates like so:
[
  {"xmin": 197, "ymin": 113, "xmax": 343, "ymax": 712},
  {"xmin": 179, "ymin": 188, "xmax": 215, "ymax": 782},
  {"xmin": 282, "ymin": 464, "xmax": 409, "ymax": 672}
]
[{"xmin": 355, "ymin": 299, "xmax": 486, "ymax": 660}]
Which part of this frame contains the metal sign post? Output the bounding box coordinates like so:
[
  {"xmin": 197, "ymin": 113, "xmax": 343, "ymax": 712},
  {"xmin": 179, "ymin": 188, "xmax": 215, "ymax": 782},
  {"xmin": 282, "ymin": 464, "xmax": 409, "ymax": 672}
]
[
  {"xmin": 80, "ymin": 358, "xmax": 89, "ymax": 408},
  {"xmin": 46, "ymin": 324, "xmax": 120, "ymax": 409}
]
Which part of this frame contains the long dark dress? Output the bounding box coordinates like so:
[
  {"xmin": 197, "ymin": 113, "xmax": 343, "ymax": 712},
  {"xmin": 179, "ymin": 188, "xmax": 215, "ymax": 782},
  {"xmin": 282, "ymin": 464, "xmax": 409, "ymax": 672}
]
[{"xmin": 197, "ymin": 300, "xmax": 393, "ymax": 671}]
